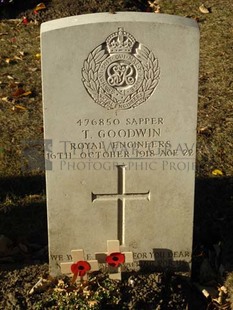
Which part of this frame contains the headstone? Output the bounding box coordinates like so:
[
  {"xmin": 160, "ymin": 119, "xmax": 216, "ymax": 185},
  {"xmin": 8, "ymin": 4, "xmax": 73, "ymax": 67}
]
[{"xmin": 41, "ymin": 12, "xmax": 199, "ymax": 275}]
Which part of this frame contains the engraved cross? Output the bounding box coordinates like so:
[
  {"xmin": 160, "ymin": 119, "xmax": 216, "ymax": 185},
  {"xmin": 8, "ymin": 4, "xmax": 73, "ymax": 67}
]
[{"xmin": 92, "ymin": 165, "xmax": 150, "ymax": 245}]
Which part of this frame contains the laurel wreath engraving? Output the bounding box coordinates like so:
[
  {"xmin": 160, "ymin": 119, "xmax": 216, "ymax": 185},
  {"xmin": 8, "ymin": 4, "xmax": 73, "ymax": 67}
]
[
  {"xmin": 134, "ymin": 45, "xmax": 160, "ymax": 106},
  {"xmin": 82, "ymin": 45, "xmax": 107, "ymax": 103},
  {"xmin": 82, "ymin": 43, "xmax": 160, "ymax": 110}
]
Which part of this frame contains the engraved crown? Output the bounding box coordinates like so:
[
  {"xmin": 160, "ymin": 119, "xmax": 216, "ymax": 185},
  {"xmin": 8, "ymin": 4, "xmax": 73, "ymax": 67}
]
[{"xmin": 106, "ymin": 28, "xmax": 136, "ymax": 54}]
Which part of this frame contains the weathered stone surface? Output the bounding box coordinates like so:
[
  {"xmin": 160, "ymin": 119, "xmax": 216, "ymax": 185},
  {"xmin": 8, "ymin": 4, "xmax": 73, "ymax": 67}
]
[{"xmin": 41, "ymin": 12, "xmax": 199, "ymax": 275}]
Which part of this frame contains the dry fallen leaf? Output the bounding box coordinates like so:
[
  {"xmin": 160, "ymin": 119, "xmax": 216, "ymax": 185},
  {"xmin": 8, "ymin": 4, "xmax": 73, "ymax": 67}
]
[
  {"xmin": 29, "ymin": 277, "xmax": 51, "ymax": 295},
  {"xmin": 12, "ymin": 88, "xmax": 32, "ymax": 98},
  {"xmin": 198, "ymin": 126, "xmax": 212, "ymax": 136},
  {"xmin": 34, "ymin": 2, "xmax": 46, "ymax": 12},
  {"xmin": 148, "ymin": 1, "xmax": 161, "ymax": 13},
  {"xmin": 199, "ymin": 4, "xmax": 211, "ymax": 14},
  {"xmin": 13, "ymin": 55, "xmax": 23, "ymax": 61},
  {"xmin": 1, "ymin": 97, "xmax": 10, "ymax": 103},
  {"xmin": 212, "ymin": 286, "xmax": 229, "ymax": 306},
  {"xmin": 29, "ymin": 67, "xmax": 38, "ymax": 72},
  {"xmin": 212, "ymin": 169, "xmax": 223, "ymax": 176},
  {"xmin": 5, "ymin": 58, "xmax": 11, "ymax": 64},
  {"xmin": 29, "ymin": 194, "xmax": 42, "ymax": 200},
  {"xmin": 154, "ymin": 6, "xmax": 160, "ymax": 13},
  {"xmin": 13, "ymin": 88, "xmax": 26, "ymax": 97},
  {"xmin": 148, "ymin": 0, "xmax": 157, "ymax": 8},
  {"xmin": 199, "ymin": 126, "xmax": 208, "ymax": 132},
  {"xmin": 12, "ymin": 105, "xmax": 27, "ymax": 111},
  {"xmin": 21, "ymin": 91, "xmax": 32, "ymax": 97},
  {"xmin": 88, "ymin": 301, "xmax": 98, "ymax": 307}
]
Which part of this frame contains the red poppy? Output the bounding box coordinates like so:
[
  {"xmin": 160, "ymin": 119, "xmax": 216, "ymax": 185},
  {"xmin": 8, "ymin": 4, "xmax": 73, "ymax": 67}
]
[
  {"xmin": 22, "ymin": 17, "xmax": 29, "ymax": 25},
  {"xmin": 106, "ymin": 252, "xmax": 125, "ymax": 268},
  {"xmin": 70, "ymin": 260, "xmax": 91, "ymax": 277}
]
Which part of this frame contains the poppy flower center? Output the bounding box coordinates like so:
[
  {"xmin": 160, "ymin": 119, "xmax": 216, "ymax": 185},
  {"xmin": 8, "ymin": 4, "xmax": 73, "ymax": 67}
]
[
  {"xmin": 106, "ymin": 252, "xmax": 125, "ymax": 268},
  {"xmin": 70, "ymin": 260, "xmax": 91, "ymax": 277}
]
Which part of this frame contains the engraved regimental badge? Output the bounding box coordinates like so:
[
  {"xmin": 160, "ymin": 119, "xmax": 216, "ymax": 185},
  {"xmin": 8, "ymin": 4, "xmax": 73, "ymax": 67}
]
[{"xmin": 82, "ymin": 28, "xmax": 160, "ymax": 110}]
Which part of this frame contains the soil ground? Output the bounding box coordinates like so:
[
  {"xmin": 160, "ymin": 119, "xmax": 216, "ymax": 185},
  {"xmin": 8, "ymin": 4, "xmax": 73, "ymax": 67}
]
[{"xmin": 0, "ymin": 0, "xmax": 232, "ymax": 309}]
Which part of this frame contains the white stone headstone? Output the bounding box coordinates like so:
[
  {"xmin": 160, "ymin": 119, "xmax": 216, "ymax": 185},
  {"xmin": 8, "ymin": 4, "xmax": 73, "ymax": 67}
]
[{"xmin": 41, "ymin": 12, "xmax": 199, "ymax": 275}]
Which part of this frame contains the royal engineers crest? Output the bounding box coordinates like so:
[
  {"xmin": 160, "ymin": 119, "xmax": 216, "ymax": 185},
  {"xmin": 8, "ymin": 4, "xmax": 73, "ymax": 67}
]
[{"xmin": 82, "ymin": 28, "xmax": 160, "ymax": 110}]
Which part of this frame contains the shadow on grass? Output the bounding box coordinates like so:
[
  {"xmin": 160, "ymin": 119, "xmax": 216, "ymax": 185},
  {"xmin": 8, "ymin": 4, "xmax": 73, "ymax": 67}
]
[
  {"xmin": 0, "ymin": 174, "xmax": 47, "ymax": 247},
  {"xmin": 0, "ymin": 174, "xmax": 232, "ymax": 271},
  {"xmin": 0, "ymin": 174, "xmax": 45, "ymax": 198},
  {"xmin": 193, "ymin": 176, "xmax": 233, "ymax": 275}
]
